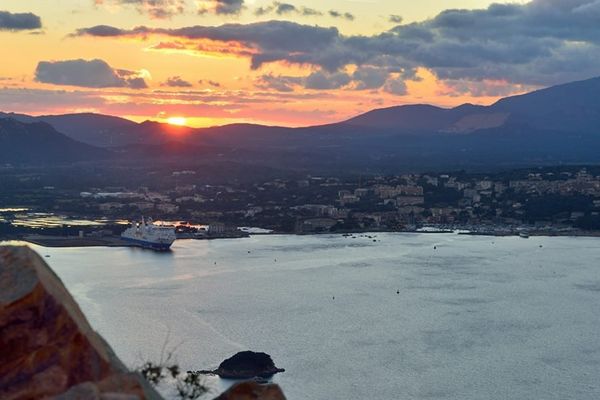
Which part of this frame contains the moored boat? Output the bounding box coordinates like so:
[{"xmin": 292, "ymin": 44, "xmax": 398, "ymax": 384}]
[{"xmin": 121, "ymin": 217, "xmax": 176, "ymax": 251}]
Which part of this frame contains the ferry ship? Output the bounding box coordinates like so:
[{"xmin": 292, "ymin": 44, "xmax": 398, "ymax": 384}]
[{"xmin": 121, "ymin": 218, "xmax": 176, "ymax": 251}]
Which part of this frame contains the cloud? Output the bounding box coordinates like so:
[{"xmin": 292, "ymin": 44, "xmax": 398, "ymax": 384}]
[
  {"xmin": 383, "ymin": 78, "xmax": 407, "ymax": 96},
  {"xmin": 162, "ymin": 75, "xmax": 193, "ymax": 87},
  {"xmin": 255, "ymin": 73, "xmax": 300, "ymax": 92},
  {"xmin": 389, "ymin": 15, "xmax": 402, "ymax": 24},
  {"xmin": 73, "ymin": 21, "xmax": 344, "ymax": 69},
  {"xmin": 439, "ymin": 79, "xmax": 532, "ymax": 97},
  {"xmin": 0, "ymin": 88, "xmax": 110, "ymax": 116},
  {"xmin": 255, "ymin": 2, "xmax": 322, "ymax": 17},
  {"xmin": 275, "ymin": 3, "xmax": 296, "ymax": 15},
  {"xmin": 329, "ymin": 10, "xmax": 354, "ymax": 21},
  {"xmin": 256, "ymin": 68, "xmax": 403, "ymax": 93},
  {"xmin": 199, "ymin": 79, "xmax": 222, "ymax": 87},
  {"xmin": 0, "ymin": 10, "xmax": 42, "ymax": 31},
  {"xmin": 73, "ymin": 0, "xmax": 600, "ymax": 95},
  {"xmin": 305, "ymin": 70, "xmax": 352, "ymax": 89},
  {"xmin": 197, "ymin": 0, "xmax": 244, "ymax": 15},
  {"xmin": 351, "ymin": 67, "xmax": 389, "ymax": 90},
  {"xmin": 94, "ymin": 0, "xmax": 185, "ymax": 19},
  {"xmin": 35, "ymin": 59, "xmax": 149, "ymax": 89}
]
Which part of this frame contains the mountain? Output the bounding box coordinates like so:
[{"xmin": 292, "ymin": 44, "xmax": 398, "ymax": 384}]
[
  {"xmin": 343, "ymin": 76, "xmax": 600, "ymax": 136},
  {"xmin": 3, "ymin": 75, "xmax": 600, "ymax": 170},
  {"xmin": 343, "ymin": 103, "xmax": 501, "ymax": 133},
  {"xmin": 491, "ymin": 77, "xmax": 600, "ymax": 133},
  {"xmin": 0, "ymin": 118, "xmax": 110, "ymax": 164},
  {"xmin": 0, "ymin": 112, "xmax": 138, "ymax": 147}
]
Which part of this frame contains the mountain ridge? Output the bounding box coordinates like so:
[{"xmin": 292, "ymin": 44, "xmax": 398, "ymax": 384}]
[
  {"xmin": 4, "ymin": 75, "xmax": 600, "ymax": 147},
  {"xmin": 0, "ymin": 118, "xmax": 111, "ymax": 164},
  {"xmin": 3, "ymin": 75, "xmax": 600, "ymax": 169}
]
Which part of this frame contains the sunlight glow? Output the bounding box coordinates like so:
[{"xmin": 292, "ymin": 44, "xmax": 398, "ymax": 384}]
[{"xmin": 167, "ymin": 117, "xmax": 187, "ymax": 126}]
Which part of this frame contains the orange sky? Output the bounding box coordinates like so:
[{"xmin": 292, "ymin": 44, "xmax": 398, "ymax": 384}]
[{"xmin": 0, "ymin": 0, "xmax": 536, "ymax": 127}]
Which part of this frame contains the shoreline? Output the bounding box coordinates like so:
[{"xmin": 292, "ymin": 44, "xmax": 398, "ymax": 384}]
[{"xmin": 3, "ymin": 228, "xmax": 600, "ymax": 249}]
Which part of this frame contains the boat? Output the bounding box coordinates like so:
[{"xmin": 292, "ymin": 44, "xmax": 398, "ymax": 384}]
[
  {"xmin": 519, "ymin": 232, "xmax": 530, "ymax": 239},
  {"xmin": 121, "ymin": 217, "xmax": 176, "ymax": 251}
]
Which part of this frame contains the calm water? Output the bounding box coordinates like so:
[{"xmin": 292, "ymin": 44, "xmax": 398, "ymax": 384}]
[{"xmin": 10, "ymin": 234, "xmax": 600, "ymax": 399}]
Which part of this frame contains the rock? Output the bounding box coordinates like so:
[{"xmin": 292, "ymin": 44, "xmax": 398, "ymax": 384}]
[
  {"xmin": 0, "ymin": 246, "xmax": 161, "ymax": 400},
  {"xmin": 202, "ymin": 351, "xmax": 285, "ymax": 379},
  {"xmin": 213, "ymin": 381, "xmax": 286, "ymax": 400}
]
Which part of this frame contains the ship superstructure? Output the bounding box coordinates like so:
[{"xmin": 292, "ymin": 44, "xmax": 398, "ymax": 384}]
[{"xmin": 121, "ymin": 217, "xmax": 176, "ymax": 251}]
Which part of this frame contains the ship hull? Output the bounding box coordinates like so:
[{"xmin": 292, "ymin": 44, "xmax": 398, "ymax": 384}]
[{"xmin": 122, "ymin": 236, "xmax": 173, "ymax": 251}]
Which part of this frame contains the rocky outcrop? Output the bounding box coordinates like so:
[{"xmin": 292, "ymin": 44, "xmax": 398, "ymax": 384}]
[
  {"xmin": 214, "ymin": 382, "xmax": 286, "ymax": 400},
  {"xmin": 201, "ymin": 351, "xmax": 285, "ymax": 379},
  {"xmin": 0, "ymin": 245, "xmax": 161, "ymax": 400}
]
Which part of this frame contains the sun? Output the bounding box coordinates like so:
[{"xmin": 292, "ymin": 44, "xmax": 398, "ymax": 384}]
[{"xmin": 167, "ymin": 117, "xmax": 187, "ymax": 126}]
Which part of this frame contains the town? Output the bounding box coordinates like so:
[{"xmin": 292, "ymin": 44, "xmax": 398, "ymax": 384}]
[{"xmin": 2, "ymin": 164, "xmax": 600, "ymax": 240}]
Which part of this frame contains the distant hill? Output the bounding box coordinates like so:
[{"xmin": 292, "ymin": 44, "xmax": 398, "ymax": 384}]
[
  {"xmin": 3, "ymin": 76, "xmax": 600, "ymax": 169},
  {"xmin": 491, "ymin": 77, "xmax": 600, "ymax": 133},
  {"xmin": 0, "ymin": 112, "xmax": 139, "ymax": 147},
  {"xmin": 342, "ymin": 77, "xmax": 600, "ymax": 135},
  {"xmin": 343, "ymin": 103, "xmax": 499, "ymax": 133},
  {"xmin": 0, "ymin": 118, "xmax": 110, "ymax": 164}
]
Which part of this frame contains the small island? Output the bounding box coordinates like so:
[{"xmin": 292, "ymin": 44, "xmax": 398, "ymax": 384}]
[{"xmin": 198, "ymin": 351, "xmax": 285, "ymax": 380}]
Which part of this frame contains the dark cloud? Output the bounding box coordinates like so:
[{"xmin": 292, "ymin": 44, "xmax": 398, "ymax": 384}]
[
  {"xmin": 35, "ymin": 59, "xmax": 148, "ymax": 89},
  {"xmin": 198, "ymin": 0, "xmax": 244, "ymax": 15},
  {"xmin": 71, "ymin": 24, "xmax": 126, "ymax": 37},
  {"xmin": 276, "ymin": 3, "xmax": 296, "ymax": 15},
  {"xmin": 255, "ymin": 73, "xmax": 300, "ymax": 92},
  {"xmin": 300, "ymin": 7, "xmax": 321, "ymax": 16},
  {"xmin": 199, "ymin": 79, "xmax": 222, "ymax": 88},
  {"xmin": 73, "ymin": 21, "xmax": 343, "ymax": 70},
  {"xmin": 389, "ymin": 15, "xmax": 403, "ymax": 24},
  {"xmin": 0, "ymin": 10, "xmax": 41, "ymax": 31},
  {"xmin": 162, "ymin": 76, "xmax": 192, "ymax": 87},
  {"xmin": 329, "ymin": 10, "xmax": 354, "ymax": 21},
  {"xmin": 256, "ymin": 67, "xmax": 411, "ymax": 96},
  {"xmin": 74, "ymin": 21, "xmax": 341, "ymax": 69},
  {"xmin": 254, "ymin": 5, "xmax": 272, "ymax": 16},
  {"xmin": 305, "ymin": 71, "xmax": 351, "ymax": 89},
  {"xmin": 383, "ymin": 78, "xmax": 407, "ymax": 96},
  {"xmin": 94, "ymin": 0, "xmax": 185, "ymax": 19},
  {"xmin": 73, "ymin": 0, "xmax": 600, "ymax": 96},
  {"xmin": 255, "ymin": 2, "xmax": 322, "ymax": 17},
  {"xmin": 440, "ymin": 79, "xmax": 531, "ymax": 97},
  {"xmin": 352, "ymin": 67, "xmax": 389, "ymax": 90}
]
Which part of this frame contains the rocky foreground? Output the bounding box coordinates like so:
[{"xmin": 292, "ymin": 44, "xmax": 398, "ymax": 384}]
[{"xmin": 0, "ymin": 245, "xmax": 285, "ymax": 400}]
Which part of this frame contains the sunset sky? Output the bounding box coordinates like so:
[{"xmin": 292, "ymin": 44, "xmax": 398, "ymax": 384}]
[{"xmin": 1, "ymin": 0, "xmax": 598, "ymax": 127}]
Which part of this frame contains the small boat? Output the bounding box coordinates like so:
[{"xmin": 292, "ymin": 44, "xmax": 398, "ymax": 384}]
[{"xmin": 519, "ymin": 232, "xmax": 530, "ymax": 239}]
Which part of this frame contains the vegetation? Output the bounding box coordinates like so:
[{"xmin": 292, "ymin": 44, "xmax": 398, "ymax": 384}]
[{"xmin": 136, "ymin": 339, "xmax": 210, "ymax": 400}]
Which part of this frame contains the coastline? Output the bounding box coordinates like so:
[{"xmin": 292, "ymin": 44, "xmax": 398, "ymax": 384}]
[{"xmin": 4, "ymin": 227, "xmax": 600, "ymax": 249}]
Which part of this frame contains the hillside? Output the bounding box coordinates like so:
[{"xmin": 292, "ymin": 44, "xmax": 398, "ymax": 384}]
[
  {"xmin": 3, "ymin": 76, "xmax": 600, "ymax": 169},
  {"xmin": 0, "ymin": 118, "xmax": 110, "ymax": 164}
]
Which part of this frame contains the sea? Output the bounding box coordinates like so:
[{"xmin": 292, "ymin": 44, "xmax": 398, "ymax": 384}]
[{"xmin": 7, "ymin": 233, "xmax": 600, "ymax": 399}]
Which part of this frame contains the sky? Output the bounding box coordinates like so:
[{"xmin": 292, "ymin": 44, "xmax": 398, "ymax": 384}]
[{"xmin": 0, "ymin": 0, "xmax": 598, "ymax": 127}]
